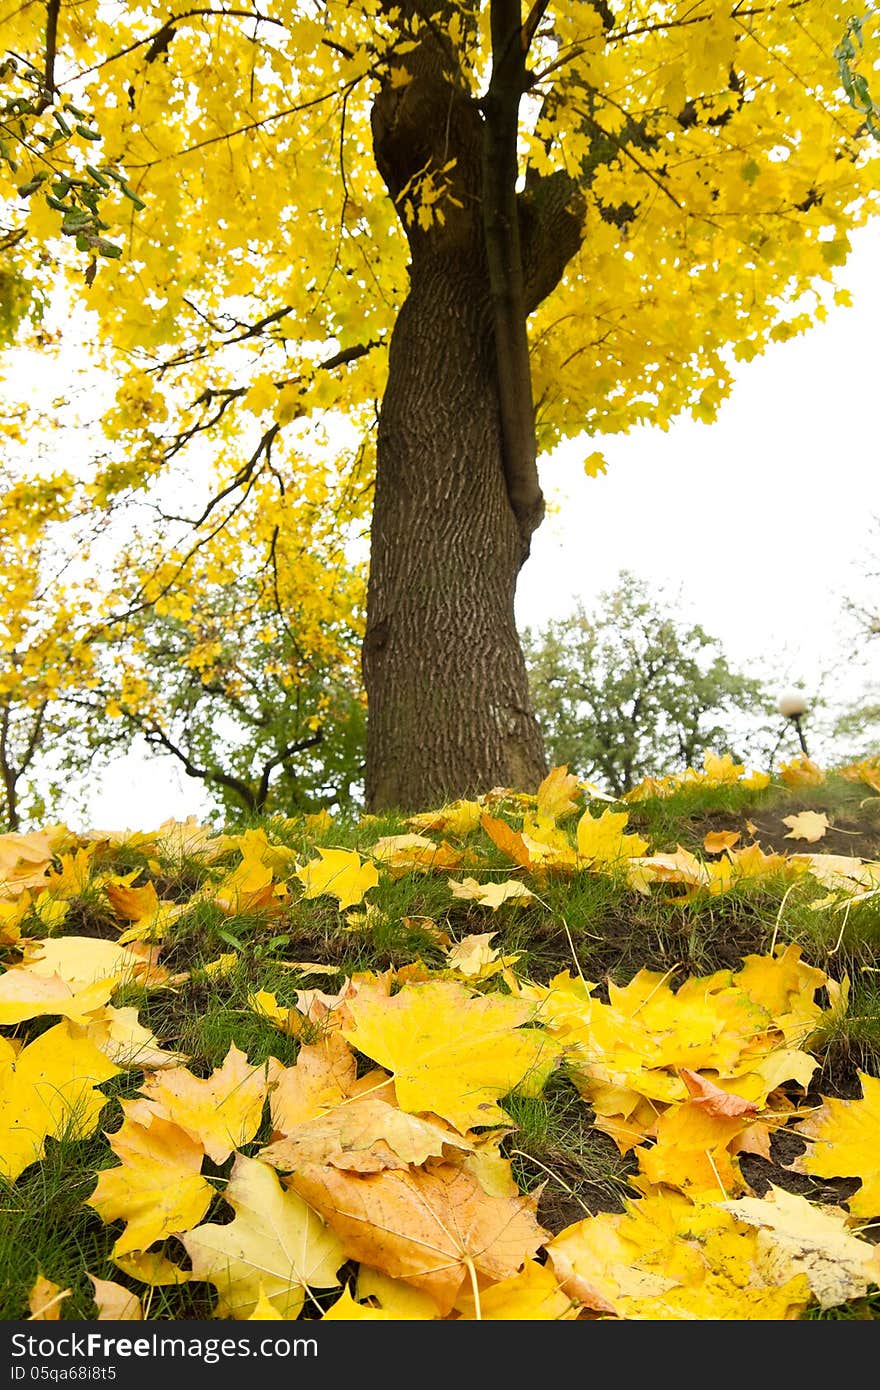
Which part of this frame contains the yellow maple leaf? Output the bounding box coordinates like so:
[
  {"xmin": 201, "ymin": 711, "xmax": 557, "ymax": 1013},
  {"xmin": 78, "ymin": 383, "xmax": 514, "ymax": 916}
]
[
  {"xmin": 355, "ymin": 1267, "xmax": 439, "ymax": 1319},
  {"xmin": 447, "ymin": 877, "xmax": 534, "ymax": 909},
  {"xmin": 210, "ymin": 857, "xmax": 285, "ymax": 916},
  {"xmin": 296, "ymin": 847, "xmax": 379, "ymax": 909},
  {"xmin": 704, "ymin": 830, "xmax": 741, "ymax": 854},
  {"xmin": 0, "ymin": 970, "xmax": 118, "ymax": 1026},
  {"xmin": 547, "ymin": 1192, "xmax": 811, "ymax": 1320},
  {"xmin": 137, "ymin": 1043, "xmax": 268, "ymax": 1162},
  {"xmin": 289, "ymin": 1159, "xmax": 547, "ymax": 1318},
  {"xmin": 480, "ymin": 813, "xmax": 534, "ymax": 870},
  {"xmin": 104, "ymin": 879, "xmax": 186, "ymax": 943},
  {"xmin": 87, "ymin": 1109, "xmax": 214, "ymax": 1257},
  {"xmin": 406, "ymin": 799, "xmax": 483, "ymax": 837},
  {"xmin": 536, "ymin": 766, "xmax": 581, "ymax": 823},
  {"xmin": 782, "ymin": 811, "xmax": 830, "ymax": 843},
  {"xmin": 635, "ymin": 1099, "xmax": 751, "ymax": 1199},
  {"xmin": 27, "ymin": 1276, "xmax": 71, "ymax": 1321},
  {"xmin": 21, "ymin": 935, "xmax": 149, "ymax": 989},
  {"xmin": 260, "ymin": 1092, "xmax": 472, "ymax": 1174},
  {"xmin": 341, "ymin": 979, "xmax": 560, "ymax": 1132},
  {"xmin": 247, "ymin": 1286, "xmax": 287, "ymax": 1320},
  {"xmin": 702, "ymin": 752, "xmax": 745, "ymax": 785},
  {"xmin": 444, "ymin": 930, "xmax": 516, "ymax": 980},
  {"xmin": 247, "ymin": 989, "xmax": 308, "ymax": 1037},
  {"xmin": 733, "ymin": 944, "xmax": 827, "ymax": 1045},
  {"xmin": 0, "ymin": 1021, "xmax": 120, "ymax": 1181},
  {"xmin": 87, "ymin": 1274, "xmax": 143, "ymax": 1321},
  {"xmin": 454, "ymin": 1258, "xmax": 579, "ymax": 1320},
  {"xmin": 779, "ymin": 755, "xmax": 826, "ymax": 788},
  {"xmin": 112, "ymin": 1251, "xmax": 191, "ymax": 1286},
  {"xmin": 371, "ymin": 834, "xmax": 465, "ymax": 874},
  {"xmin": 791, "ymin": 1072, "xmax": 880, "ymax": 1220},
  {"xmin": 576, "ymin": 808, "xmax": 649, "ymax": 867},
  {"xmin": 182, "ymin": 1153, "xmax": 344, "ymax": 1319},
  {"xmin": 721, "ymin": 1185, "xmax": 880, "ymax": 1309},
  {"xmin": 85, "ymin": 1005, "xmax": 188, "ymax": 1070},
  {"xmin": 268, "ymin": 1034, "xmax": 371, "ymax": 1134},
  {"xmin": 322, "ymin": 1287, "xmax": 396, "ymax": 1320}
]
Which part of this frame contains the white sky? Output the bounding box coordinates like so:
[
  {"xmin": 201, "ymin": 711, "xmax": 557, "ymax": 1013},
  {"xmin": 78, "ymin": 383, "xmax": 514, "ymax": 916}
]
[
  {"xmin": 66, "ymin": 223, "xmax": 880, "ymax": 831},
  {"xmin": 519, "ymin": 221, "xmax": 880, "ymax": 701}
]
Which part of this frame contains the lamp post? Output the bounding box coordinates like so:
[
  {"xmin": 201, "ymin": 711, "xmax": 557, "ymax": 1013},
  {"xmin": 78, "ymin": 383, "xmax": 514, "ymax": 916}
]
[{"xmin": 777, "ymin": 691, "xmax": 810, "ymax": 757}]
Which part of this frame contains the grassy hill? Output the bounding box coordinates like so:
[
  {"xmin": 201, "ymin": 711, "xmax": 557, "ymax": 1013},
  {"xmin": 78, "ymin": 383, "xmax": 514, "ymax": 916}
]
[{"xmin": 2, "ymin": 753, "xmax": 879, "ymax": 1322}]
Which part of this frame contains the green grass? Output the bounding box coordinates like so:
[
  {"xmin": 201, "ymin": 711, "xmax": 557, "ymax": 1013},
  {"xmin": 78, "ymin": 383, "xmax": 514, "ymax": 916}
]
[{"xmin": 3, "ymin": 772, "xmax": 880, "ymax": 1320}]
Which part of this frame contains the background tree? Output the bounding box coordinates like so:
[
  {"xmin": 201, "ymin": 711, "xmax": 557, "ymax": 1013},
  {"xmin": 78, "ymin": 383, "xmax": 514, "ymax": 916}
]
[
  {"xmin": 524, "ymin": 572, "xmax": 772, "ymax": 797},
  {"xmin": 90, "ymin": 575, "xmax": 368, "ymax": 821},
  {"xmin": 831, "ymin": 513, "xmax": 880, "ymax": 761},
  {"xmin": 2, "ymin": 2, "xmax": 879, "ymax": 813}
]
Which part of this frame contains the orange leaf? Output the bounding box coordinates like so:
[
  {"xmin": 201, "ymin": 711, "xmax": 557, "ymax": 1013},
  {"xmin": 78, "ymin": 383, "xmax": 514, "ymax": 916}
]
[
  {"xmin": 480, "ymin": 813, "xmax": 532, "ymax": 869},
  {"xmin": 287, "ymin": 1160, "xmax": 548, "ymax": 1316}
]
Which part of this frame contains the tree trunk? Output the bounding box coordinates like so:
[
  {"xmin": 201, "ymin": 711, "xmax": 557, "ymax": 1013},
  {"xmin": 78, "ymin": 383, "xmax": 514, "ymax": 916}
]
[
  {"xmin": 363, "ymin": 257, "xmax": 547, "ymax": 812},
  {"xmin": 361, "ymin": 14, "xmax": 583, "ymax": 812}
]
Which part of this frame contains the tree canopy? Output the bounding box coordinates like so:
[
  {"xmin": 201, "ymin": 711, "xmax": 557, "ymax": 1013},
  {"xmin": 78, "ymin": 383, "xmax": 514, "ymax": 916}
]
[
  {"xmin": 525, "ymin": 571, "xmax": 771, "ymax": 797},
  {"xmin": 1, "ymin": 1, "xmax": 879, "ymax": 816}
]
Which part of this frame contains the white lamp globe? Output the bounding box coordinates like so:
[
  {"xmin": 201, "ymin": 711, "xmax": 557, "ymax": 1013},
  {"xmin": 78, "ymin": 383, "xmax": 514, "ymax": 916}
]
[{"xmin": 777, "ymin": 691, "xmax": 808, "ymax": 719}]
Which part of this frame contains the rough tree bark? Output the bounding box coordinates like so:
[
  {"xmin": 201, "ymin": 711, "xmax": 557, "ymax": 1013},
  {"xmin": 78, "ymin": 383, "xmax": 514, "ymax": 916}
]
[{"xmin": 363, "ymin": 5, "xmax": 584, "ymax": 811}]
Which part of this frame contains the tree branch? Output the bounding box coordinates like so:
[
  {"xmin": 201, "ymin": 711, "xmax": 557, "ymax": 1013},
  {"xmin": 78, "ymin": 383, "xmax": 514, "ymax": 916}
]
[
  {"xmin": 482, "ymin": 0, "xmax": 544, "ymax": 551},
  {"xmin": 254, "ymin": 730, "xmax": 324, "ymax": 811},
  {"xmin": 140, "ymin": 720, "xmax": 260, "ymax": 813}
]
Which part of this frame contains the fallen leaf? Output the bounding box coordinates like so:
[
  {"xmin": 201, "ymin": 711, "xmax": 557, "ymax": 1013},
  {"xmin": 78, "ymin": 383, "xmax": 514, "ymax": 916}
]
[
  {"xmin": 779, "ymin": 756, "xmax": 826, "ymax": 788},
  {"xmin": 28, "ymin": 1276, "xmax": 70, "ymax": 1320},
  {"xmin": 783, "ymin": 811, "xmax": 830, "ymax": 843},
  {"xmin": 447, "ymin": 877, "xmax": 534, "ymax": 909},
  {"xmin": 111, "ymin": 1252, "xmax": 191, "ymax": 1287},
  {"xmin": 341, "ymin": 979, "xmax": 559, "ymax": 1132},
  {"xmin": 259, "ymin": 1093, "xmax": 472, "ymax": 1173},
  {"xmin": 0, "ymin": 1021, "xmax": 120, "ymax": 1181},
  {"xmin": 576, "ymin": 809, "xmax": 649, "ymax": 867},
  {"xmin": 267, "ymin": 1033, "xmax": 367, "ymax": 1133},
  {"xmin": 791, "ymin": 1071, "xmax": 880, "ymax": 1220},
  {"xmin": 88, "ymin": 1274, "xmax": 143, "ymax": 1320},
  {"xmin": 87, "ymin": 1109, "xmax": 214, "ymax": 1257},
  {"xmin": 137, "ymin": 1043, "xmax": 268, "ymax": 1162},
  {"xmin": 679, "ymin": 1069, "xmax": 759, "ymax": 1117},
  {"xmin": 355, "ymin": 1267, "xmax": 439, "ymax": 1319},
  {"xmin": 296, "ymin": 848, "xmax": 379, "ymax": 909},
  {"xmin": 0, "ymin": 970, "xmax": 118, "ymax": 1026},
  {"xmin": 721, "ymin": 1185, "xmax": 880, "ymax": 1309},
  {"xmin": 322, "ymin": 1287, "xmax": 396, "ymax": 1320},
  {"xmin": 536, "ymin": 766, "xmax": 581, "ymax": 823},
  {"xmin": 703, "ymin": 830, "xmax": 741, "ymax": 854},
  {"xmin": 182, "ymin": 1153, "xmax": 344, "ymax": 1319},
  {"xmin": 288, "ymin": 1159, "xmax": 548, "ymax": 1317},
  {"xmin": 406, "ymin": 800, "xmax": 483, "ymax": 837},
  {"xmin": 453, "ymin": 1258, "xmax": 579, "ymax": 1320}
]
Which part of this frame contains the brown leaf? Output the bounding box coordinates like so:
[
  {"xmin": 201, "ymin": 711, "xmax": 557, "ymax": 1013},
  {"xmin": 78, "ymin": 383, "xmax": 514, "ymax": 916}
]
[
  {"xmin": 679, "ymin": 1069, "xmax": 759, "ymax": 1117},
  {"xmin": 287, "ymin": 1159, "xmax": 548, "ymax": 1316},
  {"xmin": 259, "ymin": 1094, "xmax": 473, "ymax": 1173}
]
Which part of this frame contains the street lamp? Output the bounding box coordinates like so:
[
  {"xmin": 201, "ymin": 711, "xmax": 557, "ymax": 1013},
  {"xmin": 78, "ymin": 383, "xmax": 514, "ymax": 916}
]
[{"xmin": 777, "ymin": 691, "xmax": 809, "ymax": 756}]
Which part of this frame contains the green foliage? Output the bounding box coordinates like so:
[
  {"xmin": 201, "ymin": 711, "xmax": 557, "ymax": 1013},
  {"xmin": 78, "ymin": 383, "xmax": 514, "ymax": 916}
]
[
  {"xmin": 835, "ymin": 10, "xmax": 880, "ymax": 140},
  {"xmin": 524, "ymin": 571, "xmax": 771, "ymax": 797}
]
